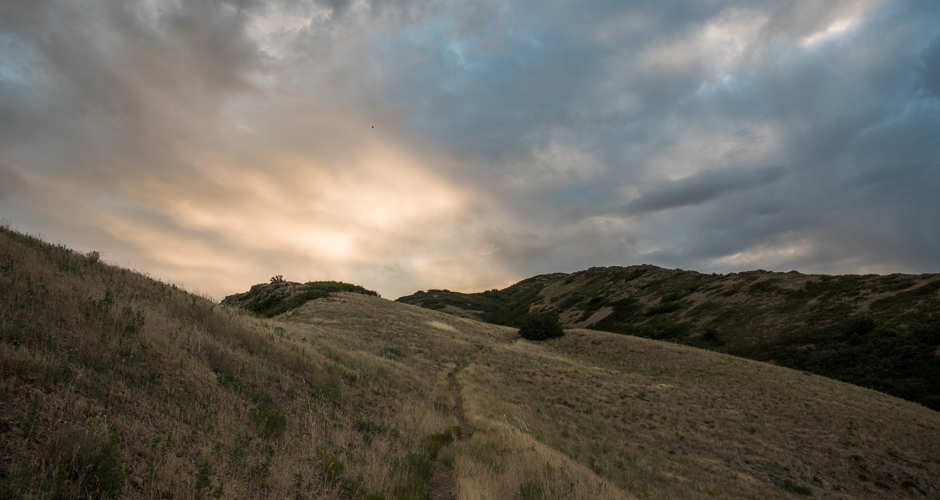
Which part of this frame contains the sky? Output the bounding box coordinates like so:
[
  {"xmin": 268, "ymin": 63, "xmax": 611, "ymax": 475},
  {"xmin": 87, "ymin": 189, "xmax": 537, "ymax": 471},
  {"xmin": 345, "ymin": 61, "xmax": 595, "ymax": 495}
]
[{"xmin": 1, "ymin": 0, "xmax": 939, "ymax": 299}]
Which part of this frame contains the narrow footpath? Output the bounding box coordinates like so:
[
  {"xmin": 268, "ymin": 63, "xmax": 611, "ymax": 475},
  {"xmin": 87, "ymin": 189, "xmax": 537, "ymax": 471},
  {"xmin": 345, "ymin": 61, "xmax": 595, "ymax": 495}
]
[{"xmin": 429, "ymin": 365, "xmax": 473, "ymax": 500}]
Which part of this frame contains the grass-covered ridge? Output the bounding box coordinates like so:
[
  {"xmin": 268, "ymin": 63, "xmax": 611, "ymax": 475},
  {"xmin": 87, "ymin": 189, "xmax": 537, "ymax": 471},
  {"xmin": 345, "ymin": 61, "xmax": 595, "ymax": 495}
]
[
  {"xmin": 222, "ymin": 279, "xmax": 379, "ymax": 317},
  {"xmin": 0, "ymin": 227, "xmax": 465, "ymax": 499},
  {"xmin": 2, "ymin": 226, "xmax": 939, "ymax": 498},
  {"xmin": 398, "ymin": 265, "xmax": 940, "ymax": 410}
]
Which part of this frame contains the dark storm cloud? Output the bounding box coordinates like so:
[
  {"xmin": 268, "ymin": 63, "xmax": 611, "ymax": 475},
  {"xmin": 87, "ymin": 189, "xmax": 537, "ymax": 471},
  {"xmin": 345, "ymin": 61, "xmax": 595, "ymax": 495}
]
[
  {"xmin": 1, "ymin": 0, "xmax": 939, "ymax": 297},
  {"xmin": 621, "ymin": 166, "xmax": 787, "ymax": 216},
  {"xmin": 396, "ymin": 0, "xmax": 940, "ymax": 278}
]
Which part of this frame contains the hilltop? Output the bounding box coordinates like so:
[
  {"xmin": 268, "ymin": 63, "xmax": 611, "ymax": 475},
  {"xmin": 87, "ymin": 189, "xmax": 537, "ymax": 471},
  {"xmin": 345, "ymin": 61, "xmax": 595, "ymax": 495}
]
[
  {"xmin": 2, "ymin": 226, "xmax": 939, "ymax": 499},
  {"xmin": 221, "ymin": 279, "xmax": 379, "ymax": 317},
  {"xmin": 397, "ymin": 266, "xmax": 940, "ymax": 410}
]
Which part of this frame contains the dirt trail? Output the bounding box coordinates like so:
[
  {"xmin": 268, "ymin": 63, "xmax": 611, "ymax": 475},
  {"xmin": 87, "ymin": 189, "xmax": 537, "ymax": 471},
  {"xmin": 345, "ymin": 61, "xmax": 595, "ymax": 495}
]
[
  {"xmin": 429, "ymin": 462, "xmax": 456, "ymax": 500},
  {"xmin": 428, "ymin": 365, "xmax": 473, "ymax": 500},
  {"xmin": 448, "ymin": 370, "xmax": 474, "ymax": 438}
]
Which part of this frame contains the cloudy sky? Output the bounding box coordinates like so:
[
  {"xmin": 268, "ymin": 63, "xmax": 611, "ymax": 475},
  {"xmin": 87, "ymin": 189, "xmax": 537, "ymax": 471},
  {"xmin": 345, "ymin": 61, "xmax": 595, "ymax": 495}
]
[{"xmin": 1, "ymin": 0, "xmax": 939, "ymax": 299}]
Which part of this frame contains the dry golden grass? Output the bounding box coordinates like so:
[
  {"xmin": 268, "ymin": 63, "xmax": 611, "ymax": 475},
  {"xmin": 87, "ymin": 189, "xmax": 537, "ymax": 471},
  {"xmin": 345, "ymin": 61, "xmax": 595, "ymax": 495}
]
[
  {"xmin": 287, "ymin": 295, "xmax": 940, "ymax": 499},
  {"xmin": 451, "ymin": 422, "xmax": 629, "ymax": 500},
  {"xmin": 2, "ymin": 226, "xmax": 939, "ymax": 499},
  {"xmin": 0, "ymin": 228, "xmax": 458, "ymax": 499}
]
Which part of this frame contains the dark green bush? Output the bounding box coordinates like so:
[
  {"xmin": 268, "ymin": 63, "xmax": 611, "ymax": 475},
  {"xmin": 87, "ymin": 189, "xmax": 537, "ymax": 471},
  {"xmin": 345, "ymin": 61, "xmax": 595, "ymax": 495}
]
[{"xmin": 518, "ymin": 312, "xmax": 564, "ymax": 340}]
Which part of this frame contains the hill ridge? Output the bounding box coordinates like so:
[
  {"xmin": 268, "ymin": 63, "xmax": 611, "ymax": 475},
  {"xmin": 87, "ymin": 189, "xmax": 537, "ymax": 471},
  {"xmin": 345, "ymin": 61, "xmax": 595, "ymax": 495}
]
[{"xmin": 397, "ymin": 265, "xmax": 940, "ymax": 410}]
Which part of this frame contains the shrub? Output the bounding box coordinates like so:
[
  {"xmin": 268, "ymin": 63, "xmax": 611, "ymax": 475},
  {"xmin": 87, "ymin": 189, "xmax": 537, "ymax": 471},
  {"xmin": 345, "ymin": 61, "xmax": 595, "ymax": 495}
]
[
  {"xmin": 518, "ymin": 312, "xmax": 564, "ymax": 340},
  {"xmin": 48, "ymin": 429, "xmax": 125, "ymax": 499},
  {"xmin": 520, "ymin": 481, "xmax": 546, "ymax": 499},
  {"xmin": 251, "ymin": 402, "xmax": 287, "ymax": 439},
  {"xmin": 645, "ymin": 299, "xmax": 682, "ymax": 316},
  {"xmin": 703, "ymin": 328, "xmax": 719, "ymax": 342},
  {"xmin": 843, "ymin": 316, "xmax": 876, "ymax": 338},
  {"xmin": 195, "ymin": 460, "xmax": 213, "ymax": 493}
]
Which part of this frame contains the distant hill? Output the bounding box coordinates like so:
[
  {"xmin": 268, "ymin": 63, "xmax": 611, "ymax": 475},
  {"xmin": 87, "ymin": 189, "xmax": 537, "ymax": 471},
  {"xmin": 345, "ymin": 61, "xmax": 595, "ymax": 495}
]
[
  {"xmin": 398, "ymin": 265, "xmax": 940, "ymax": 410},
  {"xmin": 221, "ymin": 279, "xmax": 378, "ymax": 317},
  {"xmin": 3, "ymin": 226, "xmax": 939, "ymax": 498}
]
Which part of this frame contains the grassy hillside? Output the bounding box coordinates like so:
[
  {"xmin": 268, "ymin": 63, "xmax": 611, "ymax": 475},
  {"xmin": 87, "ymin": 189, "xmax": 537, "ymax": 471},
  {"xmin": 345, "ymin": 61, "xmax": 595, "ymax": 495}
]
[
  {"xmin": 397, "ymin": 266, "xmax": 940, "ymax": 410},
  {"xmin": 0, "ymin": 227, "xmax": 469, "ymax": 499},
  {"xmin": 2, "ymin": 226, "xmax": 940, "ymax": 499}
]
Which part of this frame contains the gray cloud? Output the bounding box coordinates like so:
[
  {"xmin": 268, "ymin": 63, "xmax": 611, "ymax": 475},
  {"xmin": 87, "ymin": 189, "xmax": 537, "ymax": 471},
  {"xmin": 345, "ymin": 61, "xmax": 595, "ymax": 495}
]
[
  {"xmin": 1, "ymin": 0, "xmax": 939, "ymax": 298},
  {"xmin": 0, "ymin": 162, "xmax": 25, "ymax": 200},
  {"xmin": 921, "ymin": 33, "xmax": 940, "ymax": 99},
  {"xmin": 620, "ymin": 166, "xmax": 787, "ymax": 216}
]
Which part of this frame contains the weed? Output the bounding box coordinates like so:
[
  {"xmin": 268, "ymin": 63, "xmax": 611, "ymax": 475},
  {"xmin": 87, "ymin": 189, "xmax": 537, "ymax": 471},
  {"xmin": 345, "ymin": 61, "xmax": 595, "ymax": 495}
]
[
  {"xmin": 322, "ymin": 455, "xmax": 344, "ymax": 483},
  {"xmin": 354, "ymin": 419, "xmax": 387, "ymax": 445},
  {"xmin": 392, "ymin": 452, "xmax": 433, "ymax": 498},
  {"xmin": 251, "ymin": 402, "xmax": 287, "ymax": 439},
  {"xmin": 250, "ymin": 444, "xmax": 275, "ymax": 480},
  {"xmin": 229, "ymin": 433, "xmax": 252, "ymax": 465},
  {"xmin": 380, "ymin": 346, "xmax": 405, "ymax": 361},
  {"xmin": 47, "ymin": 429, "xmax": 125, "ymax": 499},
  {"xmin": 195, "ymin": 460, "xmax": 212, "ymax": 493},
  {"xmin": 314, "ymin": 377, "xmax": 342, "ymax": 402},
  {"xmin": 520, "ymin": 481, "xmax": 546, "ymax": 499}
]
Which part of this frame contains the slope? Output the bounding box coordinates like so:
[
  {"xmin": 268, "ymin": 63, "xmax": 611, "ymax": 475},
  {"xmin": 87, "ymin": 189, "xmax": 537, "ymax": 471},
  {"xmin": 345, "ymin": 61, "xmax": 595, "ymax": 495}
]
[
  {"xmin": 397, "ymin": 266, "xmax": 940, "ymax": 410},
  {"xmin": 277, "ymin": 293, "xmax": 940, "ymax": 499},
  {"xmin": 2, "ymin": 227, "xmax": 939, "ymax": 499},
  {"xmin": 0, "ymin": 227, "xmax": 474, "ymax": 499}
]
